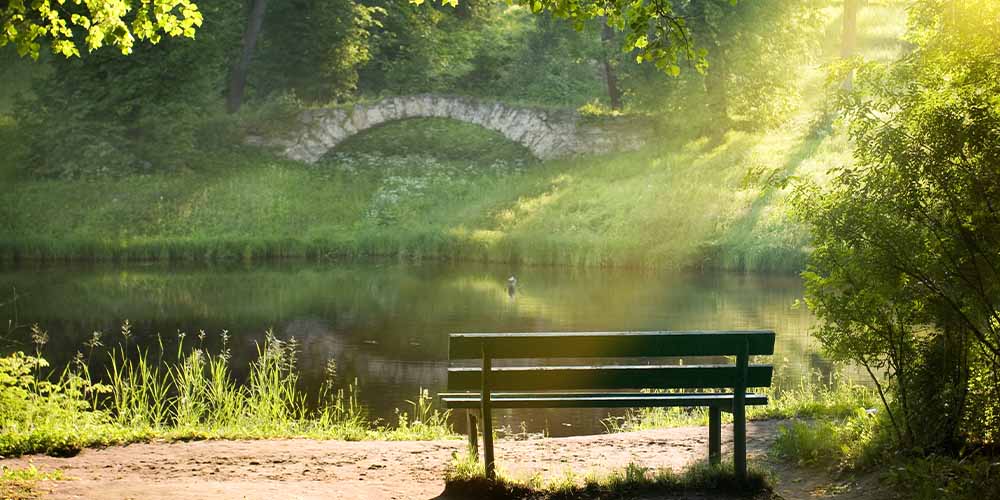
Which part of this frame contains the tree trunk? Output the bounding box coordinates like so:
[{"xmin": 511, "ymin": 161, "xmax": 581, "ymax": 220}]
[
  {"xmin": 705, "ymin": 54, "xmax": 729, "ymax": 122},
  {"xmin": 227, "ymin": 0, "xmax": 268, "ymax": 113},
  {"xmin": 840, "ymin": 0, "xmax": 859, "ymax": 90},
  {"xmin": 601, "ymin": 19, "xmax": 622, "ymax": 110},
  {"xmin": 689, "ymin": 0, "xmax": 727, "ymax": 122}
]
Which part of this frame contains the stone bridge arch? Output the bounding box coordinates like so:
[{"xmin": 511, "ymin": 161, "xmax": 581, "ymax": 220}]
[{"xmin": 261, "ymin": 94, "xmax": 649, "ymax": 163}]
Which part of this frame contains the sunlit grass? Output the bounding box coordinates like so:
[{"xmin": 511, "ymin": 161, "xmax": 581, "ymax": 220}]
[
  {"xmin": 445, "ymin": 453, "xmax": 774, "ymax": 499},
  {"xmin": 0, "ymin": 463, "xmax": 64, "ymax": 500},
  {"xmin": 604, "ymin": 372, "xmax": 880, "ymax": 433},
  {"xmin": 769, "ymin": 403, "xmax": 1000, "ymax": 500},
  {"xmin": 0, "ymin": 138, "xmax": 816, "ymax": 270},
  {"xmin": 0, "ymin": 323, "xmax": 456, "ymax": 457}
]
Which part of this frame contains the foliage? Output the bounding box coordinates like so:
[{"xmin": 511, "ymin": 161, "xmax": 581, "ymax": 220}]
[
  {"xmin": 13, "ymin": 0, "xmax": 243, "ymax": 178},
  {"xmin": 450, "ymin": 11, "xmax": 606, "ymax": 108},
  {"xmin": 412, "ymin": 0, "xmax": 703, "ymax": 79},
  {"xmin": 611, "ymin": 0, "xmax": 823, "ymax": 125},
  {"xmin": 252, "ymin": 0, "xmax": 383, "ymax": 104},
  {"xmin": 3, "ymin": 0, "xmax": 837, "ymax": 178},
  {"xmin": 796, "ymin": 0, "xmax": 1000, "ymax": 451},
  {"xmin": 0, "ymin": 349, "xmax": 130, "ymax": 456},
  {"xmin": 1, "ymin": 0, "xmax": 906, "ymax": 269},
  {"xmin": 882, "ymin": 453, "xmax": 1000, "ymax": 500},
  {"xmin": 0, "ymin": 324, "xmax": 455, "ymax": 457},
  {"xmin": 0, "ymin": 0, "xmax": 202, "ymax": 59},
  {"xmin": 359, "ymin": 0, "xmax": 508, "ymax": 96},
  {"xmin": 772, "ymin": 414, "xmax": 1000, "ymax": 500},
  {"xmin": 690, "ymin": 0, "xmax": 822, "ymax": 124}
]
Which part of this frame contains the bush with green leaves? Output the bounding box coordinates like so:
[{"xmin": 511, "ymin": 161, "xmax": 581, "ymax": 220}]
[
  {"xmin": 796, "ymin": 0, "xmax": 1000, "ymax": 451},
  {"xmin": 13, "ymin": 0, "xmax": 244, "ymax": 178}
]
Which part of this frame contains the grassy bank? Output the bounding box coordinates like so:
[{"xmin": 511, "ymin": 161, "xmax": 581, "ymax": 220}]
[
  {"xmin": 0, "ymin": 115, "xmax": 832, "ymax": 271},
  {"xmin": 0, "ymin": 324, "xmax": 455, "ymax": 457}
]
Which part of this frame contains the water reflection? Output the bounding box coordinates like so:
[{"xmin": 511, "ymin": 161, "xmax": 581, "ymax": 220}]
[{"xmin": 0, "ymin": 261, "xmax": 820, "ymax": 436}]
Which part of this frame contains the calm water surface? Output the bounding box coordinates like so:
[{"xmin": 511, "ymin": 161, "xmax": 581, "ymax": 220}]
[{"xmin": 0, "ymin": 261, "xmax": 826, "ymax": 436}]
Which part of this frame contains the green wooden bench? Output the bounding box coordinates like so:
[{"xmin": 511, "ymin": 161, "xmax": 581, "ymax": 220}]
[{"xmin": 440, "ymin": 330, "xmax": 775, "ymax": 480}]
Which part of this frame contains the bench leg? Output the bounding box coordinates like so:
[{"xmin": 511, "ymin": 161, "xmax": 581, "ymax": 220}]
[
  {"xmin": 734, "ymin": 400, "xmax": 746, "ymax": 480},
  {"xmin": 481, "ymin": 345, "xmax": 496, "ymax": 480},
  {"xmin": 734, "ymin": 341, "xmax": 749, "ymax": 481},
  {"xmin": 467, "ymin": 410, "xmax": 479, "ymax": 460},
  {"xmin": 709, "ymin": 406, "xmax": 721, "ymax": 466},
  {"xmin": 482, "ymin": 407, "xmax": 494, "ymax": 479}
]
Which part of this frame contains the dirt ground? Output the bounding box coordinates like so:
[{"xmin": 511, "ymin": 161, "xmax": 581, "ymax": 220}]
[{"xmin": 0, "ymin": 420, "xmax": 884, "ymax": 500}]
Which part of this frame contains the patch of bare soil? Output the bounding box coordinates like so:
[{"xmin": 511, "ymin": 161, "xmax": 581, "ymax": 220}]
[{"xmin": 0, "ymin": 420, "xmax": 885, "ymax": 500}]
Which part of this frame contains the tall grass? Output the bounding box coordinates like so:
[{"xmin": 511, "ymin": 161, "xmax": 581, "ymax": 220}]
[
  {"xmin": 769, "ymin": 404, "xmax": 1000, "ymax": 500},
  {"xmin": 0, "ymin": 323, "xmax": 455, "ymax": 457}
]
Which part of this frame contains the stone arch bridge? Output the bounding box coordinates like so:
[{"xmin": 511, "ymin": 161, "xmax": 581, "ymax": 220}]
[{"xmin": 257, "ymin": 94, "xmax": 650, "ymax": 163}]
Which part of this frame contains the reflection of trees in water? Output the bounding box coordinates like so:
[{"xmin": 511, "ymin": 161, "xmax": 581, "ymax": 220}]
[{"xmin": 282, "ymin": 317, "xmax": 447, "ymax": 419}]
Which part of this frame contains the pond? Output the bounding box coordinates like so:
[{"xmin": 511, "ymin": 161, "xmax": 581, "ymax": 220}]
[{"xmin": 0, "ymin": 261, "xmax": 827, "ymax": 437}]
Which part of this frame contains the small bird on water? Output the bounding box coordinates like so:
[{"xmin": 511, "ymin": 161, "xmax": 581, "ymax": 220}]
[{"xmin": 506, "ymin": 275, "xmax": 517, "ymax": 297}]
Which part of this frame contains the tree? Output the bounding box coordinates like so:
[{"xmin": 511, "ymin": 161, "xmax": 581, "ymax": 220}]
[
  {"xmin": 840, "ymin": 0, "xmax": 859, "ymax": 90},
  {"xmin": 358, "ymin": 0, "xmax": 494, "ymax": 96},
  {"xmin": 226, "ymin": 0, "xmax": 267, "ymax": 113},
  {"xmin": 1, "ymin": 0, "xmax": 203, "ymax": 59},
  {"xmin": 600, "ymin": 17, "xmax": 622, "ymax": 110},
  {"xmin": 15, "ymin": 0, "xmax": 244, "ymax": 177},
  {"xmin": 797, "ymin": 0, "xmax": 1000, "ymax": 450},
  {"xmin": 251, "ymin": 0, "xmax": 382, "ymax": 104},
  {"xmin": 411, "ymin": 0, "xmax": 702, "ymax": 77},
  {"xmin": 683, "ymin": 0, "xmax": 818, "ymax": 124}
]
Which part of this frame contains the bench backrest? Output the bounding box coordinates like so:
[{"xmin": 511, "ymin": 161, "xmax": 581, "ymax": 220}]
[{"xmin": 447, "ymin": 330, "xmax": 775, "ymax": 392}]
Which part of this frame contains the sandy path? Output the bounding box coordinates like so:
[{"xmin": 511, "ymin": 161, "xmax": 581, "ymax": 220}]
[{"xmin": 2, "ymin": 421, "xmax": 785, "ymax": 499}]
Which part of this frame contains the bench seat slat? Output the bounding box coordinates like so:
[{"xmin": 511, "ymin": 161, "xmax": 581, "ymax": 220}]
[
  {"xmin": 447, "ymin": 364, "xmax": 773, "ymax": 391},
  {"xmin": 449, "ymin": 331, "xmax": 775, "ymax": 359},
  {"xmin": 440, "ymin": 392, "xmax": 768, "ymax": 409}
]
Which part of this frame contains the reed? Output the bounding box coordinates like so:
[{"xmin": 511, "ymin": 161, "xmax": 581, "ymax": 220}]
[{"xmin": 0, "ymin": 323, "xmax": 456, "ymax": 457}]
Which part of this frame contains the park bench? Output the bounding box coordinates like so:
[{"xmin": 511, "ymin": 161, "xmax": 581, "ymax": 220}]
[{"xmin": 440, "ymin": 330, "xmax": 775, "ymax": 480}]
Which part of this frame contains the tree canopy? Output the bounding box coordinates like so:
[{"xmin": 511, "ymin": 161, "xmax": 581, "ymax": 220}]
[
  {"xmin": 3, "ymin": 0, "xmax": 710, "ymax": 76},
  {"xmin": 0, "ymin": 0, "xmax": 203, "ymax": 59},
  {"xmin": 797, "ymin": 0, "xmax": 1000, "ymax": 450},
  {"xmin": 412, "ymin": 0, "xmax": 709, "ymax": 76}
]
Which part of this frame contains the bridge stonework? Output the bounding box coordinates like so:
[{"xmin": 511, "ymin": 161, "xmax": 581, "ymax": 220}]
[{"xmin": 261, "ymin": 95, "xmax": 649, "ymax": 163}]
